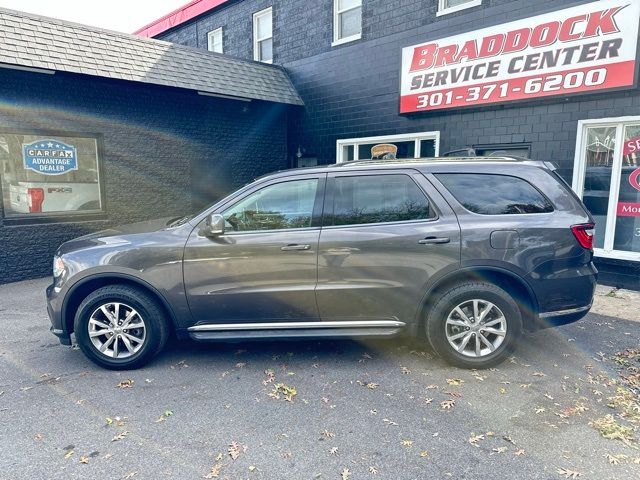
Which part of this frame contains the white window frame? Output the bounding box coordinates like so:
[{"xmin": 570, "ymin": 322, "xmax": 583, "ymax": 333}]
[
  {"xmin": 437, "ymin": 0, "xmax": 482, "ymax": 17},
  {"xmin": 253, "ymin": 7, "xmax": 273, "ymax": 64},
  {"xmin": 332, "ymin": 0, "xmax": 362, "ymax": 46},
  {"xmin": 336, "ymin": 131, "xmax": 441, "ymax": 163},
  {"xmin": 207, "ymin": 27, "xmax": 223, "ymax": 53},
  {"xmin": 572, "ymin": 116, "xmax": 640, "ymax": 262}
]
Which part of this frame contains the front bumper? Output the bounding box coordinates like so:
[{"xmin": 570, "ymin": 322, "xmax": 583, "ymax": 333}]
[{"xmin": 46, "ymin": 282, "xmax": 71, "ymax": 345}]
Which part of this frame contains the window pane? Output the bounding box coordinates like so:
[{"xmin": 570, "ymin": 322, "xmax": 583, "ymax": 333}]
[
  {"xmin": 256, "ymin": 11, "xmax": 272, "ymax": 39},
  {"xmin": 259, "ymin": 38, "xmax": 273, "ymax": 62},
  {"xmin": 581, "ymin": 126, "xmax": 616, "ymax": 248},
  {"xmin": 444, "ymin": 0, "xmax": 476, "ymax": 8},
  {"xmin": 420, "ymin": 139, "xmax": 436, "ymax": 158},
  {"xmin": 613, "ymin": 124, "xmax": 640, "ymax": 252},
  {"xmin": 341, "ymin": 145, "xmax": 354, "ymax": 162},
  {"xmin": 436, "ymin": 173, "xmax": 553, "ymax": 215},
  {"xmin": 208, "ymin": 30, "xmax": 223, "ymax": 53},
  {"xmin": 1, "ymin": 133, "xmax": 102, "ymax": 217},
  {"xmin": 331, "ymin": 175, "xmax": 433, "ymax": 226},
  {"xmin": 339, "ymin": 7, "xmax": 361, "ymax": 39},
  {"xmin": 338, "ymin": 0, "xmax": 361, "ymax": 11},
  {"xmin": 223, "ymin": 179, "xmax": 318, "ymax": 232}
]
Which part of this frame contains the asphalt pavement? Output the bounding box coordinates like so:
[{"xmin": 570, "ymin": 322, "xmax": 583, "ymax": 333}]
[{"xmin": 1, "ymin": 278, "xmax": 639, "ymax": 480}]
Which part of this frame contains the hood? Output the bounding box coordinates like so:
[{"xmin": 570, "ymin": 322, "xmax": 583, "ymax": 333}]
[{"xmin": 57, "ymin": 216, "xmax": 184, "ymax": 255}]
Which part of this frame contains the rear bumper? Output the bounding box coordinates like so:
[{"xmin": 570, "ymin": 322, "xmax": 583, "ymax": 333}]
[
  {"xmin": 536, "ymin": 303, "xmax": 592, "ymax": 329},
  {"xmin": 528, "ymin": 261, "xmax": 597, "ymax": 330}
]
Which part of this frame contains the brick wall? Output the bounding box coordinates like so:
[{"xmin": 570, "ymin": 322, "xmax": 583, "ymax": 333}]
[
  {"xmin": 155, "ymin": 0, "xmax": 640, "ymax": 173},
  {"xmin": 0, "ymin": 68, "xmax": 289, "ymax": 283}
]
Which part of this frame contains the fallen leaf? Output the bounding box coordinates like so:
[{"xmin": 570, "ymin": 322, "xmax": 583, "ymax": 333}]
[
  {"xmin": 419, "ymin": 451, "xmax": 429, "ymax": 458},
  {"xmin": 228, "ymin": 441, "xmax": 247, "ymax": 460},
  {"xmin": 111, "ymin": 431, "xmax": 129, "ymax": 442},
  {"xmin": 116, "ymin": 379, "xmax": 134, "ymax": 389},
  {"xmin": 469, "ymin": 434, "xmax": 484, "ymax": 446},
  {"xmin": 557, "ymin": 467, "xmax": 582, "ymax": 478},
  {"xmin": 382, "ymin": 418, "xmax": 398, "ymax": 426},
  {"xmin": 532, "ymin": 372, "xmax": 546, "ymax": 377},
  {"xmin": 204, "ymin": 464, "xmax": 223, "ymax": 478},
  {"xmin": 514, "ymin": 449, "xmax": 525, "ymax": 456},
  {"xmin": 401, "ymin": 440, "xmax": 413, "ymax": 447},
  {"xmin": 446, "ymin": 378, "xmax": 464, "ymax": 386},
  {"xmin": 79, "ymin": 456, "xmax": 89, "ymax": 464},
  {"xmin": 440, "ymin": 399, "xmax": 455, "ymax": 410},
  {"xmin": 493, "ymin": 447, "xmax": 508, "ymax": 454}
]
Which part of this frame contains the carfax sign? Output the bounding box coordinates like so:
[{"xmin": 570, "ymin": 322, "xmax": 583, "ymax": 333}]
[
  {"xmin": 22, "ymin": 139, "xmax": 78, "ymax": 175},
  {"xmin": 400, "ymin": 0, "xmax": 640, "ymax": 113}
]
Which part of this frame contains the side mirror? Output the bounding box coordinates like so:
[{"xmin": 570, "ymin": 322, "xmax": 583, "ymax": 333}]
[{"xmin": 202, "ymin": 213, "xmax": 225, "ymax": 237}]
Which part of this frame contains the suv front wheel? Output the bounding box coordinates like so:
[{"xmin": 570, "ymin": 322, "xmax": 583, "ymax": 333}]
[
  {"xmin": 74, "ymin": 285, "xmax": 169, "ymax": 370},
  {"xmin": 426, "ymin": 282, "xmax": 522, "ymax": 369}
]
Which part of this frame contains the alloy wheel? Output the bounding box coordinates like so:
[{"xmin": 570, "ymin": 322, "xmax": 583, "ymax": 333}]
[
  {"xmin": 445, "ymin": 299, "xmax": 507, "ymax": 358},
  {"xmin": 88, "ymin": 302, "xmax": 146, "ymax": 359}
]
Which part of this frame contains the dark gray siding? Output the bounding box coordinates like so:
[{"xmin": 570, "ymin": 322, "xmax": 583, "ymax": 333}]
[{"xmin": 0, "ymin": 68, "xmax": 288, "ymax": 283}]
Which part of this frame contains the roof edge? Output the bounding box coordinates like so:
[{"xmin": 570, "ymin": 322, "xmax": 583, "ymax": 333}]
[{"xmin": 134, "ymin": 0, "xmax": 230, "ymax": 38}]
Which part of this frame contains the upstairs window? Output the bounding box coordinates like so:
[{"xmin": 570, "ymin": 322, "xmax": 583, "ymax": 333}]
[
  {"xmin": 207, "ymin": 27, "xmax": 223, "ymax": 54},
  {"xmin": 253, "ymin": 7, "xmax": 273, "ymax": 63},
  {"xmin": 333, "ymin": 0, "xmax": 362, "ymax": 46},
  {"xmin": 437, "ymin": 0, "xmax": 482, "ymax": 17}
]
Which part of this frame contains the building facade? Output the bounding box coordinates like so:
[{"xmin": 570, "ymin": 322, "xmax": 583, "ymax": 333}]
[
  {"xmin": 0, "ymin": 8, "xmax": 300, "ymax": 283},
  {"xmin": 139, "ymin": 0, "xmax": 640, "ymax": 288}
]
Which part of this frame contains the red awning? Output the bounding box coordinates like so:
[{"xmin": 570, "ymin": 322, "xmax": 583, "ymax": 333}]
[{"xmin": 134, "ymin": 0, "xmax": 229, "ymax": 38}]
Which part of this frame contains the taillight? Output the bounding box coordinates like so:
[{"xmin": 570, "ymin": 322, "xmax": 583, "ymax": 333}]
[
  {"xmin": 28, "ymin": 188, "xmax": 45, "ymax": 213},
  {"xmin": 571, "ymin": 223, "xmax": 595, "ymax": 250}
]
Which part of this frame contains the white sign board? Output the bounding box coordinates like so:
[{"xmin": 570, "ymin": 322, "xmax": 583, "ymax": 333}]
[{"xmin": 400, "ymin": 0, "xmax": 640, "ymax": 113}]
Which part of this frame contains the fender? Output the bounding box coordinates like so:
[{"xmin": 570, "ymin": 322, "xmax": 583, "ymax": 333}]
[
  {"xmin": 415, "ymin": 264, "xmax": 540, "ymax": 329},
  {"xmin": 61, "ymin": 272, "xmax": 181, "ymax": 334}
]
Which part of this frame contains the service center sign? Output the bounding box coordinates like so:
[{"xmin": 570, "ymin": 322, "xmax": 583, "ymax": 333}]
[
  {"xmin": 22, "ymin": 139, "xmax": 78, "ymax": 175},
  {"xmin": 400, "ymin": 0, "xmax": 640, "ymax": 113}
]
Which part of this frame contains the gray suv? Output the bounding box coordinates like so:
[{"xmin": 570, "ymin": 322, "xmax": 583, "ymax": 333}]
[{"xmin": 47, "ymin": 157, "xmax": 597, "ymax": 370}]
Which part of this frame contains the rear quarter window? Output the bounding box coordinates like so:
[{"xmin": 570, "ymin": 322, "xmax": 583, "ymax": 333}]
[{"xmin": 435, "ymin": 173, "xmax": 554, "ymax": 215}]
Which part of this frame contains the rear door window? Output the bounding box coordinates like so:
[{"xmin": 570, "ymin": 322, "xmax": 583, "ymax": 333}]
[
  {"xmin": 329, "ymin": 174, "xmax": 435, "ymax": 226},
  {"xmin": 435, "ymin": 173, "xmax": 553, "ymax": 215}
]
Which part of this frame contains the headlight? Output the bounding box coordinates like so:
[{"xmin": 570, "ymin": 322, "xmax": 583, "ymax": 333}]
[{"xmin": 53, "ymin": 256, "xmax": 65, "ymax": 278}]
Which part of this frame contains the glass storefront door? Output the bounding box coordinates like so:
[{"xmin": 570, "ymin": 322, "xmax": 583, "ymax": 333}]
[{"xmin": 573, "ymin": 118, "xmax": 640, "ymax": 260}]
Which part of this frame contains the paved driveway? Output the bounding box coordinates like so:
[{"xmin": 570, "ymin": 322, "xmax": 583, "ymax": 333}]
[{"xmin": 1, "ymin": 278, "xmax": 639, "ymax": 480}]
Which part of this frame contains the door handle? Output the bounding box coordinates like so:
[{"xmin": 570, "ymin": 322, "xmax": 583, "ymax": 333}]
[
  {"xmin": 280, "ymin": 244, "xmax": 311, "ymax": 251},
  {"xmin": 418, "ymin": 237, "xmax": 450, "ymax": 245}
]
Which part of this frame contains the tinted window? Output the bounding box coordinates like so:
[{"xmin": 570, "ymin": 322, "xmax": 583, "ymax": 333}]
[
  {"xmin": 330, "ymin": 174, "xmax": 434, "ymax": 226},
  {"xmin": 223, "ymin": 178, "xmax": 318, "ymax": 231},
  {"xmin": 436, "ymin": 173, "xmax": 553, "ymax": 215}
]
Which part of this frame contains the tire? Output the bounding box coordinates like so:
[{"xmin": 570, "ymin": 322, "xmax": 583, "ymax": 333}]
[
  {"xmin": 74, "ymin": 285, "xmax": 169, "ymax": 370},
  {"xmin": 425, "ymin": 282, "xmax": 522, "ymax": 369}
]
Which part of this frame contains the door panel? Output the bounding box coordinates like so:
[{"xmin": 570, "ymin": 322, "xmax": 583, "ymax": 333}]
[
  {"xmin": 184, "ymin": 229, "xmax": 320, "ymax": 323},
  {"xmin": 316, "ymin": 171, "xmax": 461, "ymax": 323},
  {"xmin": 184, "ymin": 175, "xmax": 324, "ymax": 324}
]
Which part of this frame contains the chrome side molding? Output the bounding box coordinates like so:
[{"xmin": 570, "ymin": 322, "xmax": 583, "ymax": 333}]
[
  {"xmin": 538, "ymin": 304, "xmax": 591, "ymax": 319},
  {"xmin": 188, "ymin": 320, "xmax": 406, "ymax": 332}
]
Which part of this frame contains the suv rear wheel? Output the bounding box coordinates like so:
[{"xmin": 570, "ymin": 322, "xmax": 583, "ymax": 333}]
[
  {"xmin": 426, "ymin": 282, "xmax": 522, "ymax": 368},
  {"xmin": 74, "ymin": 285, "xmax": 169, "ymax": 370}
]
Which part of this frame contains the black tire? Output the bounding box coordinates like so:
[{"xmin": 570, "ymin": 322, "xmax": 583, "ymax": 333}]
[
  {"xmin": 74, "ymin": 285, "xmax": 169, "ymax": 370},
  {"xmin": 425, "ymin": 282, "xmax": 522, "ymax": 369}
]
